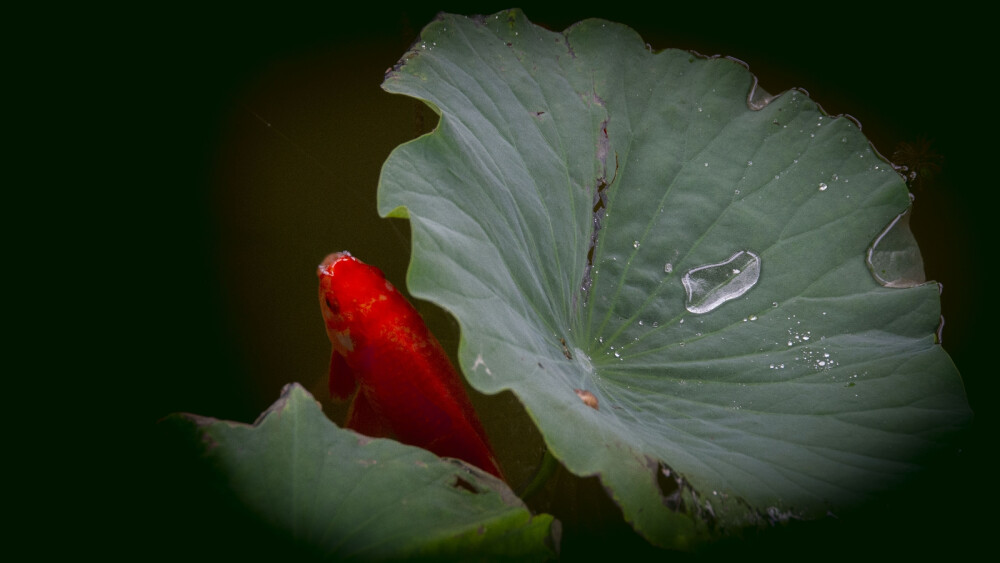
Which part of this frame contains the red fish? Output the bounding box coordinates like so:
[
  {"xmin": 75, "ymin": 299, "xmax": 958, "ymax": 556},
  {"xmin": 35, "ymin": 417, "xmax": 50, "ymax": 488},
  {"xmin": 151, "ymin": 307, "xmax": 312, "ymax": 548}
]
[{"xmin": 317, "ymin": 252, "xmax": 504, "ymax": 480}]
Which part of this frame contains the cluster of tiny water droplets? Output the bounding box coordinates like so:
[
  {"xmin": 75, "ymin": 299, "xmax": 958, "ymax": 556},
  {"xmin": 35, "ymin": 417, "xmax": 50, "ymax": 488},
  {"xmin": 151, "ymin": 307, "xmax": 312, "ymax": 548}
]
[
  {"xmin": 781, "ymin": 313, "xmax": 838, "ymax": 370},
  {"xmin": 608, "ymin": 343, "xmax": 622, "ymax": 360},
  {"xmin": 787, "ymin": 330, "xmax": 811, "ymax": 346},
  {"xmin": 795, "ymin": 348, "xmax": 838, "ymax": 370},
  {"xmin": 782, "ymin": 313, "xmax": 808, "ymax": 346}
]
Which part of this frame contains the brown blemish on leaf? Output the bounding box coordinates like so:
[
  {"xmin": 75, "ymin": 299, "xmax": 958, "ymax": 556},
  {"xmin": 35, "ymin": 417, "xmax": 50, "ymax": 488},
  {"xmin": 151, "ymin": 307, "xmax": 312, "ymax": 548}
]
[
  {"xmin": 653, "ymin": 459, "xmax": 683, "ymax": 511},
  {"xmin": 583, "ymin": 152, "xmax": 619, "ymax": 294},
  {"xmin": 452, "ymin": 476, "xmax": 481, "ymax": 494},
  {"xmin": 574, "ymin": 389, "xmax": 599, "ymax": 410}
]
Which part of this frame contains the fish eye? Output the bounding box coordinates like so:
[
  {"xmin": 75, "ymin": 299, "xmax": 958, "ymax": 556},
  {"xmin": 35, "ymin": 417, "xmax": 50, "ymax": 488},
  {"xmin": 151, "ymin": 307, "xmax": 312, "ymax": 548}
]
[{"xmin": 324, "ymin": 296, "xmax": 340, "ymax": 314}]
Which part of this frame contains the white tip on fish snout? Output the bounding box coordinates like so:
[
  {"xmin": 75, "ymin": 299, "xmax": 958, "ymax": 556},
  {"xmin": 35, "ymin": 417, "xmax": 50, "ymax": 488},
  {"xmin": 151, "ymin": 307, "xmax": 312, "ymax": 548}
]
[{"xmin": 318, "ymin": 251, "xmax": 353, "ymax": 276}]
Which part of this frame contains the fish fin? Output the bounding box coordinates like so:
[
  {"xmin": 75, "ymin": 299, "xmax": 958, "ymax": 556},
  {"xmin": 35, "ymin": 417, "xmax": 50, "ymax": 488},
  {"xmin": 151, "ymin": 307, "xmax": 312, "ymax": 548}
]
[
  {"xmin": 346, "ymin": 390, "xmax": 393, "ymax": 438},
  {"xmin": 328, "ymin": 352, "xmax": 357, "ymax": 400}
]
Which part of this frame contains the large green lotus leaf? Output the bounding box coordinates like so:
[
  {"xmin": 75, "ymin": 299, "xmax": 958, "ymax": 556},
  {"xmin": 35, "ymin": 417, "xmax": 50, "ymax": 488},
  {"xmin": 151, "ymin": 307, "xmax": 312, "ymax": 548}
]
[
  {"xmin": 378, "ymin": 10, "xmax": 970, "ymax": 548},
  {"xmin": 162, "ymin": 383, "xmax": 559, "ymax": 560}
]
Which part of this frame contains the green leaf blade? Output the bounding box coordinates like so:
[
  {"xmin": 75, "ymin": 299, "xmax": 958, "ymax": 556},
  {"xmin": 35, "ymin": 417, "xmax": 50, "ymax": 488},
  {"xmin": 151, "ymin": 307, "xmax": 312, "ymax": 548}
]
[
  {"xmin": 379, "ymin": 9, "xmax": 970, "ymax": 549},
  {"xmin": 162, "ymin": 384, "xmax": 560, "ymax": 560}
]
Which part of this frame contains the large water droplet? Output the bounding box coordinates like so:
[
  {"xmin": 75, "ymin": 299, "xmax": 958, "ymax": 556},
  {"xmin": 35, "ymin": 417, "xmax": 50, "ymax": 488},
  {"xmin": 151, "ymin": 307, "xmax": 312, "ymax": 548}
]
[
  {"xmin": 681, "ymin": 250, "xmax": 762, "ymax": 314},
  {"xmin": 866, "ymin": 208, "xmax": 926, "ymax": 288}
]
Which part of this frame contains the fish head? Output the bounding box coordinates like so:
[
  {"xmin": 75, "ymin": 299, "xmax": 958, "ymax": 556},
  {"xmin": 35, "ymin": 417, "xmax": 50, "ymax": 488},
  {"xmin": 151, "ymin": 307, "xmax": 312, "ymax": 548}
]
[{"xmin": 317, "ymin": 251, "xmax": 394, "ymax": 355}]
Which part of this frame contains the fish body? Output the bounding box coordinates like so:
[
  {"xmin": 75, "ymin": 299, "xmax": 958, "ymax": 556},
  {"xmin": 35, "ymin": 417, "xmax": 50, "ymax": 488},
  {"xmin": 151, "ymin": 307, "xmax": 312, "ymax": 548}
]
[{"xmin": 317, "ymin": 252, "xmax": 504, "ymax": 480}]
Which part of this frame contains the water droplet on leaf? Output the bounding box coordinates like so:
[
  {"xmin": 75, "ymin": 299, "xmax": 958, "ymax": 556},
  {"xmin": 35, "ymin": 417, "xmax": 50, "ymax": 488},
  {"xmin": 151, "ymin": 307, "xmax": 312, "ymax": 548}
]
[
  {"xmin": 866, "ymin": 208, "xmax": 926, "ymax": 288},
  {"xmin": 681, "ymin": 250, "xmax": 762, "ymax": 314}
]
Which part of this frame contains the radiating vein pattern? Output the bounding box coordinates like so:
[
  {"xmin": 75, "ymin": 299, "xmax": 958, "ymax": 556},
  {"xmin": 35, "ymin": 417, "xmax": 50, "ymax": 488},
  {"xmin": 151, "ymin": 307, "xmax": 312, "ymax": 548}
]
[{"xmin": 378, "ymin": 9, "xmax": 970, "ymax": 547}]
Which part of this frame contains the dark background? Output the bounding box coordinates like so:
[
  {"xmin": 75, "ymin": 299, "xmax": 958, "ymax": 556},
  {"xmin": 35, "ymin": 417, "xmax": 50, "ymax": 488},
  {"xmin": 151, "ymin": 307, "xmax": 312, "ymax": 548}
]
[{"xmin": 96, "ymin": 3, "xmax": 990, "ymax": 559}]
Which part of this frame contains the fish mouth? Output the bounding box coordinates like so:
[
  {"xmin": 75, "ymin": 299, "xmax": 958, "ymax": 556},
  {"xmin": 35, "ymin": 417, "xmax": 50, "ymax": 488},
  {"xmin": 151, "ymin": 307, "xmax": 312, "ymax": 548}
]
[{"xmin": 317, "ymin": 251, "xmax": 353, "ymax": 277}]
